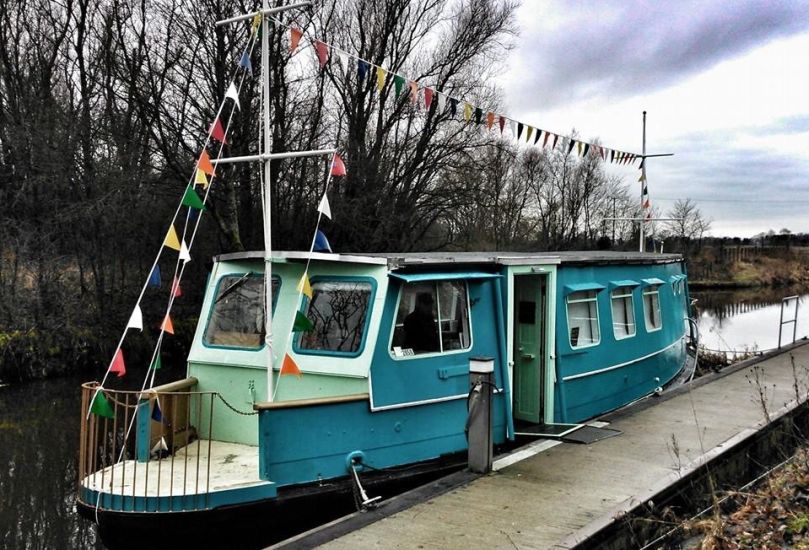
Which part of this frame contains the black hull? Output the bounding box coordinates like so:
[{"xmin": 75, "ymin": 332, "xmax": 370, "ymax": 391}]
[{"xmin": 78, "ymin": 457, "xmax": 465, "ymax": 549}]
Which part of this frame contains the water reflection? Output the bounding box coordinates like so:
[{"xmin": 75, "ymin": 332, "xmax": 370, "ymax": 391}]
[
  {"xmin": 692, "ymin": 286, "xmax": 809, "ymax": 353},
  {"xmin": 0, "ymin": 376, "xmax": 103, "ymax": 549}
]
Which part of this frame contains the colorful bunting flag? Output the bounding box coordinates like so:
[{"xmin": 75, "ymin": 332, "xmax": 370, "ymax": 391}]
[
  {"xmin": 314, "ymin": 230, "xmax": 332, "ymax": 253},
  {"xmin": 552, "ymin": 134, "xmax": 559, "ymax": 149},
  {"xmin": 164, "ymin": 226, "xmax": 181, "ymax": 251},
  {"xmin": 524, "ymin": 125, "xmax": 531, "ymax": 142},
  {"xmin": 179, "ymin": 241, "xmax": 191, "ymax": 263},
  {"xmin": 127, "ymin": 305, "xmax": 143, "ymax": 331},
  {"xmin": 297, "ymin": 273, "xmax": 313, "ymax": 299},
  {"xmin": 639, "ymin": 158, "xmax": 645, "ymax": 170},
  {"xmin": 576, "ymin": 141, "xmax": 582, "ymax": 156},
  {"xmin": 90, "ymin": 390, "xmax": 115, "ymax": 419},
  {"xmin": 195, "ymin": 169, "xmax": 209, "ymax": 188},
  {"xmin": 148, "ymin": 265, "xmax": 161, "ymax": 287},
  {"xmin": 567, "ymin": 138, "xmax": 576, "ymax": 155},
  {"xmin": 543, "ymin": 132, "xmax": 550, "ymax": 147},
  {"xmin": 464, "ymin": 102, "xmax": 472, "ymax": 121},
  {"xmin": 293, "ymin": 311, "xmax": 315, "ymax": 332},
  {"xmin": 610, "ymin": 150, "xmax": 615, "ymax": 162},
  {"xmin": 534, "ymin": 129, "xmax": 542, "ymax": 145},
  {"xmin": 437, "ymin": 92, "xmax": 446, "ymax": 113},
  {"xmin": 638, "ymin": 173, "xmax": 646, "ymax": 182},
  {"xmin": 238, "ymin": 51, "xmax": 252, "ymax": 74},
  {"xmin": 517, "ymin": 122, "xmax": 524, "ymax": 140},
  {"xmin": 151, "ymin": 436, "xmax": 168, "ymax": 454},
  {"xmin": 151, "ymin": 398, "xmax": 163, "ymax": 422},
  {"xmin": 474, "ymin": 107, "xmax": 482, "ymax": 124},
  {"xmin": 486, "ymin": 112, "xmax": 494, "ymax": 130},
  {"xmin": 151, "ymin": 353, "xmax": 162, "ymax": 371},
  {"xmin": 182, "ymin": 186, "xmax": 206, "ymax": 210},
  {"xmin": 499, "ymin": 115, "xmax": 506, "ymax": 134},
  {"xmin": 251, "ymin": 13, "xmax": 261, "ymax": 31},
  {"xmin": 450, "ymin": 98, "xmax": 458, "ymax": 117},
  {"xmin": 336, "ymin": 51, "xmax": 350, "ymax": 72},
  {"xmin": 409, "ymin": 81, "xmax": 418, "ymax": 105},
  {"xmin": 583, "ymin": 143, "xmax": 590, "ymax": 157},
  {"xmin": 331, "ymin": 153, "xmax": 346, "ymax": 176},
  {"xmin": 358, "ymin": 60, "xmax": 370, "ymax": 81},
  {"xmin": 198, "ymin": 150, "xmax": 214, "ymax": 176},
  {"xmin": 424, "ymin": 88, "xmax": 434, "ymax": 111},
  {"xmin": 314, "ymin": 40, "xmax": 328, "ymax": 68},
  {"xmin": 280, "ymin": 353, "xmax": 302, "ymax": 377},
  {"xmin": 226, "ymin": 82, "xmax": 241, "ymax": 110},
  {"xmin": 376, "ymin": 67, "xmax": 386, "ymax": 92},
  {"xmin": 318, "ymin": 193, "xmax": 331, "ymax": 219},
  {"xmin": 172, "ymin": 276, "xmax": 182, "ymax": 298},
  {"xmin": 161, "ymin": 314, "xmax": 175, "ymax": 335},
  {"xmin": 210, "ymin": 118, "xmax": 227, "ymax": 144},
  {"xmin": 110, "ymin": 349, "xmax": 126, "ymax": 378},
  {"xmin": 393, "ymin": 74, "xmax": 405, "ymax": 98},
  {"xmin": 290, "ymin": 28, "xmax": 303, "ymax": 53}
]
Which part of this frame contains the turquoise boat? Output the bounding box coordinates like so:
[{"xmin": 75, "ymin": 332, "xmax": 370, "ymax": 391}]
[{"xmin": 77, "ymin": 249, "xmax": 692, "ymax": 547}]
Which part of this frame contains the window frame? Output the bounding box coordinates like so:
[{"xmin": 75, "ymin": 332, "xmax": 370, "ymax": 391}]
[
  {"xmin": 566, "ymin": 289, "xmax": 601, "ymax": 349},
  {"xmin": 388, "ymin": 280, "xmax": 473, "ymax": 361},
  {"xmin": 293, "ymin": 275, "xmax": 377, "ymax": 358},
  {"xmin": 202, "ymin": 273, "xmax": 280, "ymax": 351},
  {"xmin": 610, "ymin": 286, "xmax": 637, "ymax": 340},
  {"xmin": 642, "ymin": 285, "xmax": 663, "ymax": 332}
]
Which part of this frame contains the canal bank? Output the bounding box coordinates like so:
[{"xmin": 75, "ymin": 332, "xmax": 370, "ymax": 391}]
[{"xmin": 277, "ymin": 340, "xmax": 809, "ymax": 549}]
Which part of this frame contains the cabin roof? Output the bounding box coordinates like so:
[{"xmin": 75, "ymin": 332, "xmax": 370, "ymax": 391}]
[{"xmin": 214, "ymin": 250, "xmax": 683, "ymax": 268}]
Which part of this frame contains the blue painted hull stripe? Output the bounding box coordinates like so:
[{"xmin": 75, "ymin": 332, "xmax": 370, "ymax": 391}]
[{"xmin": 562, "ymin": 337, "xmax": 684, "ymax": 381}]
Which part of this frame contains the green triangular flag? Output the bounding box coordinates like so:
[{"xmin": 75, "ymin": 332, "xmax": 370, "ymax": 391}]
[
  {"xmin": 151, "ymin": 354, "xmax": 162, "ymax": 371},
  {"xmin": 181, "ymin": 185, "xmax": 206, "ymax": 210},
  {"xmin": 394, "ymin": 75, "xmax": 405, "ymax": 98},
  {"xmin": 292, "ymin": 311, "xmax": 314, "ymax": 332},
  {"xmin": 90, "ymin": 390, "xmax": 115, "ymax": 419}
]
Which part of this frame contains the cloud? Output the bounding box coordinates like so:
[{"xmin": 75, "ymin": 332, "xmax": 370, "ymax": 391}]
[{"xmin": 507, "ymin": 0, "xmax": 809, "ymax": 110}]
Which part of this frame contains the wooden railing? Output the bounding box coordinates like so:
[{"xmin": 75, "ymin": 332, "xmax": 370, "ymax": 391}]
[{"xmin": 78, "ymin": 378, "xmax": 224, "ymax": 512}]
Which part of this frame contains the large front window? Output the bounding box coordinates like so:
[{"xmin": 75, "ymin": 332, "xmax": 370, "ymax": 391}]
[
  {"xmin": 390, "ymin": 281, "xmax": 471, "ymax": 357},
  {"xmin": 567, "ymin": 290, "xmax": 600, "ymax": 348},
  {"xmin": 204, "ymin": 275, "xmax": 279, "ymax": 349},
  {"xmin": 296, "ymin": 280, "xmax": 373, "ymax": 355},
  {"xmin": 611, "ymin": 287, "xmax": 636, "ymax": 340}
]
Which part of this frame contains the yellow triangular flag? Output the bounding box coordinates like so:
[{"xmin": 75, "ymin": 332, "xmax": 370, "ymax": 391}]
[
  {"xmin": 164, "ymin": 226, "xmax": 181, "ymax": 251},
  {"xmin": 638, "ymin": 173, "xmax": 646, "ymax": 182},
  {"xmin": 376, "ymin": 66, "xmax": 386, "ymax": 92},
  {"xmin": 195, "ymin": 168, "xmax": 209, "ymax": 188},
  {"xmin": 251, "ymin": 13, "xmax": 261, "ymax": 31},
  {"xmin": 464, "ymin": 102, "xmax": 472, "ymax": 121},
  {"xmin": 297, "ymin": 273, "xmax": 313, "ymax": 299}
]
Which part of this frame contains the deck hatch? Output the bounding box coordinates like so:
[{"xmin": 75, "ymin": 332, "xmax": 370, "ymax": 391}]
[{"xmin": 388, "ymin": 272, "xmax": 501, "ymax": 282}]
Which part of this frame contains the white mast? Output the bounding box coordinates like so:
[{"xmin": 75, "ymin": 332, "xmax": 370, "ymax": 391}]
[
  {"xmin": 640, "ymin": 111, "xmax": 647, "ymax": 252},
  {"xmin": 261, "ymin": 0, "xmax": 274, "ymax": 401}
]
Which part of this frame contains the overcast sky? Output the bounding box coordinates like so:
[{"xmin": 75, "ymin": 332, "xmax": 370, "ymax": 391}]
[{"xmin": 502, "ymin": 0, "xmax": 809, "ymax": 237}]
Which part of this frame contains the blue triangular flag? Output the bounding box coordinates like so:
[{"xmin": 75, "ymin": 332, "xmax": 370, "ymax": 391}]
[
  {"xmin": 314, "ymin": 230, "xmax": 332, "ymax": 253},
  {"xmin": 357, "ymin": 60, "xmax": 369, "ymax": 81},
  {"xmin": 148, "ymin": 265, "xmax": 161, "ymax": 288},
  {"xmin": 151, "ymin": 398, "xmax": 163, "ymax": 422},
  {"xmin": 239, "ymin": 50, "xmax": 252, "ymax": 74}
]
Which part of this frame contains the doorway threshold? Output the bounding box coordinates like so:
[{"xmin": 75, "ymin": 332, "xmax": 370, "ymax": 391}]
[{"xmin": 514, "ymin": 422, "xmax": 582, "ymax": 438}]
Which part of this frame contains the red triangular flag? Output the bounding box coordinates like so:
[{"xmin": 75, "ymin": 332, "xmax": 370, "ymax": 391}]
[
  {"xmin": 162, "ymin": 314, "xmax": 175, "ymax": 335},
  {"xmin": 331, "ymin": 153, "xmax": 346, "ymax": 177},
  {"xmin": 210, "ymin": 118, "xmax": 227, "ymax": 144},
  {"xmin": 110, "ymin": 349, "xmax": 126, "ymax": 378},
  {"xmin": 424, "ymin": 88, "xmax": 433, "ymax": 111},
  {"xmin": 314, "ymin": 40, "xmax": 328, "ymax": 68},
  {"xmin": 281, "ymin": 353, "xmax": 302, "ymax": 377},
  {"xmin": 290, "ymin": 28, "xmax": 303, "ymax": 53},
  {"xmin": 172, "ymin": 277, "xmax": 182, "ymax": 298},
  {"xmin": 499, "ymin": 115, "xmax": 506, "ymax": 134}
]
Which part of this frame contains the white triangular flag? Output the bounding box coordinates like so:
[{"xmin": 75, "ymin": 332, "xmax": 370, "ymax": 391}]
[
  {"xmin": 151, "ymin": 436, "xmax": 168, "ymax": 454},
  {"xmin": 337, "ymin": 51, "xmax": 349, "ymax": 72},
  {"xmin": 225, "ymin": 82, "xmax": 240, "ymax": 111},
  {"xmin": 437, "ymin": 92, "xmax": 446, "ymax": 113},
  {"xmin": 509, "ymin": 120, "xmax": 517, "ymax": 137},
  {"xmin": 127, "ymin": 304, "xmax": 143, "ymax": 331},
  {"xmin": 318, "ymin": 193, "xmax": 331, "ymax": 219},
  {"xmin": 179, "ymin": 241, "xmax": 191, "ymax": 263}
]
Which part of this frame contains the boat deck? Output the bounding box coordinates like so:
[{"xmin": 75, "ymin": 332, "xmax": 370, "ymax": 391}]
[
  {"xmin": 278, "ymin": 340, "xmax": 809, "ymax": 549},
  {"xmin": 82, "ymin": 440, "xmax": 264, "ymax": 498}
]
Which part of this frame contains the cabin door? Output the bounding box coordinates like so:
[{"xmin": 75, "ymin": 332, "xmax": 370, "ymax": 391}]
[{"xmin": 513, "ymin": 275, "xmax": 546, "ymax": 424}]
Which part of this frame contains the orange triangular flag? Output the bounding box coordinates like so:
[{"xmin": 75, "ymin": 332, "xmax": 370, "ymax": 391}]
[
  {"xmin": 164, "ymin": 226, "xmax": 181, "ymax": 251},
  {"xmin": 281, "ymin": 353, "xmax": 302, "ymax": 377},
  {"xmin": 210, "ymin": 118, "xmax": 227, "ymax": 144},
  {"xmin": 290, "ymin": 28, "xmax": 303, "ymax": 53},
  {"xmin": 161, "ymin": 314, "xmax": 175, "ymax": 335},
  {"xmin": 486, "ymin": 112, "xmax": 494, "ymax": 130},
  {"xmin": 110, "ymin": 349, "xmax": 126, "ymax": 378},
  {"xmin": 198, "ymin": 150, "xmax": 214, "ymax": 176}
]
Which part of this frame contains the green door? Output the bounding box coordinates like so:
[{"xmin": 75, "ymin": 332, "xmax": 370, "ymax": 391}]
[{"xmin": 513, "ymin": 275, "xmax": 545, "ymax": 423}]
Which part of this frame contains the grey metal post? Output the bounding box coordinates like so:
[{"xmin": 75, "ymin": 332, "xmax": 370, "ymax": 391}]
[{"xmin": 467, "ymin": 356, "xmax": 494, "ymax": 473}]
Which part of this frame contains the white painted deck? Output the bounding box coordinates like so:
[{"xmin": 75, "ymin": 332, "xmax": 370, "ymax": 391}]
[{"xmin": 83, "ymin": 440, "xmax": 263, "ymax": 497}]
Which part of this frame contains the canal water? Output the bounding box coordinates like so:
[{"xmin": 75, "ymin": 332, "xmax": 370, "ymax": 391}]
[{"xmin": 2, "ymin": 285, "xmax": 808, "ymax": 549}]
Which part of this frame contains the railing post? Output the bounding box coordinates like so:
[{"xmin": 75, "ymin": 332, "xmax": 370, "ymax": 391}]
[
  {"xmin": 136, "ymin": 398, "xmax": 151, "ymax": 463},
  {"xmin": 467, "ymin": 356, "xmax": 494, "ymax": 474}
]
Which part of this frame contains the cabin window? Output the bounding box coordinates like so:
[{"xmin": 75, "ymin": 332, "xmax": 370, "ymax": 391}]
[
  {"xmin": 643, "ymin": 285, "xmax": 662, "ymax": 331},
  {"xmin": 204, "ymin": 275, "xmax": 279, "ymax": 349},
  {"xmin": 296, "ymin": 280, "xmax": 373, "ymax": 355},
  {"xmin": 611, "ymin": 287, "xmax": 636, "ymax": 339},
  {"xmin": 390, "ymin": 281, "xmax": 471, "ymax": 357},
  {"xmin": 567, "ymin": 290, "xmax": 600, "ymax": 348}
]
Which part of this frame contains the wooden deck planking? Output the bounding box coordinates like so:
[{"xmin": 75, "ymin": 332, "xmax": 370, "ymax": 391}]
[
  {"xmin": 318, "ymin": 342, "xmax": 809, "ymax": 549},
  {"xmin": 83, "ymin": 440, "xmax": 263, "ymax": 497}
]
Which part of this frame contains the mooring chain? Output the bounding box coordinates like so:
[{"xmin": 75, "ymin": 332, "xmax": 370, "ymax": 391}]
[{"xmin": 216, "ymin": 393, "xmax": 259, "ymax": 416}]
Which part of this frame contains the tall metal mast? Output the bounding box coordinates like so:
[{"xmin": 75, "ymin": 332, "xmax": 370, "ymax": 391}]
[
  {"xmin": 260, "ymin": 0, "xmax": 274, "ymax": 401},
  {"xmin": 640, "ymin": 111, "xmax": 647, "ymax": 252}
]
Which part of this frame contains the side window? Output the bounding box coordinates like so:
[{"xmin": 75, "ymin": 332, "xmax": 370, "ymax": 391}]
[
  {"xmin": 611, "ymin": 287, "xmax": 636, "ymax": 340},
  {"xmin": 566, "ymin": 290, "xmax": 600, "ymax": 348},
  {"xmin": 204, "ymin": 275, "xmax": 279, "ymax": 349},
  {"xmin": 391, "ymin": 281, "xmax": 471, "ymax": 356},
  {"xmin": 643, "ymin": 285, "xmax": 662, "ymax": 331},
  {"xmin": 297, "ymin": 280, "xmax": 372, "ymax": 355}
]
